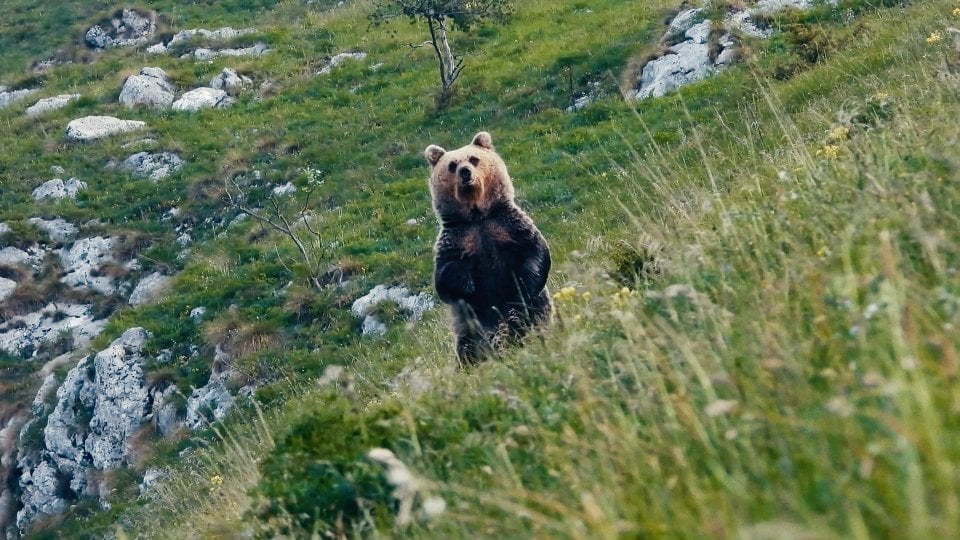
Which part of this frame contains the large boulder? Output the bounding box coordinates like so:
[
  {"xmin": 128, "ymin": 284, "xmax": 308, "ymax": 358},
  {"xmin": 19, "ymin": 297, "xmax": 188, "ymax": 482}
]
[
  {"xmin": 119, "ymin": 151, "xmax": 183, "ymax": 180},
  {"xmin": 84, "ymin": 9, "xmax": 157, "ymax": 49},
  {"xmin": 0, "ymin": 246, "xmax": 44, "ymax": 269},
  {"xmin": 119, "ymin": 67, "xmax": 175, "ymax": 108},
  {"xmin": 32, "ymin": 178, "xmax": 87, "ymax": 201},
  {"xmin": 128, "ymin": 272, "xmax": 173, "ymax": 305},
  {"xmin": 351, "ymin": 285, "xmax": 435, "ymax": 337},
  {"xmin": 66, "ymin": 116, "xmax": 146, "ymax": 142},
  {"xmin": 28, "ymin": 217, "xmax": 78, "ymax": 242},
  {"xmin": 0, "ymin": 277, "xmax": 15, "ymax": 302},
  {"xmin": 171, "ymin": 87, "xmax": 234, "ymax": 111},
  {"xmin": 58, "ymin": 236, "xmax": 116, "ymax": 294},
  {"xmin": 210, "ymin": 68, "xmax": 252, "ymax": 91},
  {"xmin": 25, "ymin": 94, "xmax": 81, "ymax": 117}
]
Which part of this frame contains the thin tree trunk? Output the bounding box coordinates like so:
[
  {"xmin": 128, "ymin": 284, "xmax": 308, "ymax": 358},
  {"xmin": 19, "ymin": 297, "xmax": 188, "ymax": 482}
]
[{"xmin": 435, "ymin": 16, "xmax": 456, "ymax": 89}]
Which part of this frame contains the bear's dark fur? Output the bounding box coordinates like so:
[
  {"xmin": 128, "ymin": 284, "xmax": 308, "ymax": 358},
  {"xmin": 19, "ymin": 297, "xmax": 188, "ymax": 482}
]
[{"xmin": 424, "ymin": 131, "xmax": 552, "ymax": 364}]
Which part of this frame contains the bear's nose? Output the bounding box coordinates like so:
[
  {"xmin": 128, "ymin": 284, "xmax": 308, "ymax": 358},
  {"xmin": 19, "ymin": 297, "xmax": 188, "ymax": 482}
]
[{"xmin": 458, "ymin": 167, "xmax": 472, "ymax": 183}]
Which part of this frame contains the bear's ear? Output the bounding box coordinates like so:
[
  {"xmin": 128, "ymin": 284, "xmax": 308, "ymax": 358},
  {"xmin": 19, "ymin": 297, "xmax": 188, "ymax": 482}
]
[
  {"xmin": 471, "ymin": 131, "xmax": 492, "ymax": 149},
  {"xmin": 424, "ymin": 145, "xmax": 446, "ymax": 167}
]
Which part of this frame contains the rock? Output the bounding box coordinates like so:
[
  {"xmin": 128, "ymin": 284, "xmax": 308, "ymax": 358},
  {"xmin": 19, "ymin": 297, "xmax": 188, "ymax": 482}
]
[
  {"xmin": 634, "ymin": 21, "xmax": 720, "ymax": 100},
  {"xmin": 28, "ymin": 217, "xmax": 78, "ymax": 242},
  {"xmin": 0, "ymin": 223, "xmax": 9, "ymax": 236},
  {"xmin": 16, "ymin": 460, "xmax": 67, "ymax": 530},
  {"xmin": 25, "ymin": 94, "xmax": 81, "ymax": 117},
  {"xmin": 668, "ymin": 8, "xmax": 703, "ymax": 35},
  {"xmin": 0, "ymin": 246, "xmax": 44, "ymax": 269},
  {"xmin": 50, "ymin": 165, "xmax": 66, "ymax": 175},
  {"xmin": 128, "ymin": 272, "xmax": 173, "ymax": 305},
  {"xmin": 139, "ymin": 468, "xmax": 166, "ymax": 494},
  {"xmin": 0, "ymin": 303, "xmax": 107, "ymax": 357},
  {"xmin": 189, "ymin": 306, "xmax": 207, "ymax": 323},
  {"xmin": 351, "ymin": 285, "xmax": 435, "ymax": 337},
  {"xmin": 318, "ymin": 52, "xmax": 367, "ymax": 75},
  {"xmin": 119, "ymin": 67, "xmax": 175, "ymax": 108},
  {"xmin": 32, "ymin": 177, "xmax": 87, "ymax": 201},
  {"xmin": 58, "ymin": 236, "xmax": 116, "ymax": 294},
  {"xmin": 176, "ymin": 233, "xmax": 192, "ymax": 247},
  {"xmin": 754, "ymin": 0, "xmax": 813, "ymax": 13},
  {"xmin": 171, "ymin": 87, "xmax": 234, "ymax": 111},
  {"xmin": 210, "ymin": 68, "xmax": 252, "ymax": 91},
  {"xmin": 84, "ymin": 9, "xmax": 157, "ymax": 50},
  {"xmin": 189, "ymin": 42, "xmax": 270, "ymax": 60},
  {"xmin": 566, "ymin": 81, "xmax": 602, "ymax": 112},
  {"xmin": 0, "ymin": 87, "xmax": 38, "ymax": 109},
  {"xmin": 152, "ymin": 385, "xmax": 179, "ymax": 437},
  {"xmin": 66, "ymin": 116, "xmax": 146, "ymax": 142},
  {"xmin": 0, "ymin": 277, "xmax": 15, "ymax": 302},
  {"xmin": 119, "ymin": 151, "xmax": 184, "ymax": 180},
  {"xmin": 146, "ymin": 27, "xmax": 257, "ymax": 55},
  {"xmin": 271, "ymin": 182, "xmax": 297, "ymax": 196},
  {"xmin": 32, "ymin": 373, "xmax": 59, "ymax": 413},
  {"xmin": 184, "ymin": 380, "xmax": 234, "ymax": 429}
]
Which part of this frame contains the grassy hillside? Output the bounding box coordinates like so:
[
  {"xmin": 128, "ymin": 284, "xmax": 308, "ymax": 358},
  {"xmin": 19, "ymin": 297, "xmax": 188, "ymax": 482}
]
[{"xmin": 2, "ymin": 0, "xmax": 959, "ymax": 537}]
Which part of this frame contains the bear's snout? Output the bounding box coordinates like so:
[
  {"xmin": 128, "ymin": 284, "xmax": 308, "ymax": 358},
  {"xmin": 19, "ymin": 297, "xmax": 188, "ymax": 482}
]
[{"xmin": 458, "ymin": 166, "xmax": 474, "ymax": 184}]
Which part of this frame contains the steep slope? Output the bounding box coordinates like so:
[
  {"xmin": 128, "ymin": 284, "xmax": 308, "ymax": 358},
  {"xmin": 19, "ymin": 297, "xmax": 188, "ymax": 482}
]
[{"xmin": 1, "ymin": 0, "xmax": 958, "ymax": 537}]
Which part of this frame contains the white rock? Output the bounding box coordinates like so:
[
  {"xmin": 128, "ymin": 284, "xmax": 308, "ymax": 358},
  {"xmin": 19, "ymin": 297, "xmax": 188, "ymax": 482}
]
[
  {"xmin": 50, "ymin": 165, "xmax": 66, "ymax": 175},
  {"xmin": 66, "ymin": 116, "xmax": 146, "ymax": 141},
  {"xmin": 0, "ymin": 303, "xmax": 107, "ymax": 356},
  {"xmin": 119, "ymin": 67, "xmax": 175, "ymax": 108},
  {"xmin": 0, "ymin": 87, "xmax": 38, "ymax": 109},
  {"xmin": 190, "ymin": 42, "xmax": 269, "ymax": 60},
  {"xmin": 184, "ymin": 380, "xmax": 234, "ymax": 429},
  {"xmin": 271, "ymin": 182, "xmax": 297, "ymax": 196},
  {"xmin": 0, "ymin": 246, "xmax": 44, "ymax": 268},
  {"xmin": 189, "ymin": 306, "xmax": 207, "ymax": 323},
  {"xmin": 16, "ymin": 460, "xmax": 67, "ymax": 530},
  {"xmin": 351, "ymin": 285, "xmax": 435, "ymax": 336},
  {"xmin": 361, "ymin": 315, "xmax": 387, "ymax": 337},
  {"xmin": 26, "ymin": 94, "xmax": 81, "ymax": 117},
  {"xmin": 58, "ymin": 236, "xmax": 116, "ymax": 294},
  {"xmin": 32, "ymin": 372, "xmax": 59, "ymax": 412},
  {"xmin": 172, "ymin": 87, "xmax": 234, "ymax": 111},
  {"xmin": 139, "ymin": 468, "xmax": 166, "ymax": 494},
  {"xmin": 318, "ymin": 52, "xmax": 367, "ymax": 75},
  {"xmin": 634, "ymin": 21, "xmax": 717, "ymax": 100},
  {"xmin": 0, "ymin": 222, "xmax": 10, "ymax": 235},
  {"xmin": 176, "ymin": 233, "xmax": 192, "ymax": 247},
  {"xmin": 210, "ymin": 68, "xmax": 252, "ymax": 90},
  {"xmin": 32, "ymin": 177, "xmax": 87, "ymax": 201},
  {"xmin": 754, "ymin": 0, "xmax": 813, "ymax": 14},
  {"xmin": 120, "ymin": 151, "xmax": 183, "ymax": 180},
  {"xmin": 84, "ymin": 9, "xmax": 156, "ymax": 49},
  {"xmin": 28, "ymin": 217, "xmax": 78, "ymax": 242},
  {"xmin": 0, "ymin": 277, "xmax": 16, "ymax": 302},
  {"xmin": 128, "ymin": 272, "xmax": 173, "ymax": 305},
  {"xmin": 168, "ymin": 27, "xmax": 256, "ymax": 47},
  {"xmin": 668, "ymin": 8, "xmax": 703, "ymax": 35}
]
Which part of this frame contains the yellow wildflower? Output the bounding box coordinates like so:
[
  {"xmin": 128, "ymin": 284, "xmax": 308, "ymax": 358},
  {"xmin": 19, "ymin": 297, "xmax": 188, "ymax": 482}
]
[
  {"xmin": 926, "ymin": 31, "xmax": 942, "ymax": 44},
  {"xmin": 210, "ymin": 475, "xmax": 224, "ymax": 486},
  {"xmin": 872, "ymin": 92, "xmax": 888, "ymax": 100},
  {"xmin": 828, "ymin": 125, "xmax": 849, "ymax": 142},
  {"xmin": 954, "ymin": 7, "xmax": 960, "ymax": 17},
  {"xmin": 820, "ymin": 145, "xmax": 841, "ymax": 159},
  {"xmin": 552, "ymin": 286, "xmax": 577, "ymax": 302},
  {"xmin": 581, "ymin": 291, "xmax": 592, "ymax": 302}
]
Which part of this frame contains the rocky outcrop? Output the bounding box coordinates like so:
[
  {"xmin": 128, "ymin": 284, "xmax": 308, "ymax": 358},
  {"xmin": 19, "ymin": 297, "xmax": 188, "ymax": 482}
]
[
  {"xmin": 146, "ymin": 27, "xmax": 257, "ymax": 54},
  {"xmin": 15, "ymin": 328, "xmax": 152, "ymax": 530},
  {"xmin": 184, "ymin": 380, "xmax": 234, "ymax": 430},
  {"xmin": 351, "ymin": 285, "xmax": 435, "ymax": 337},
  {"xmin": 0, "ymin": 303, "xmax": 107, "ymax": 357},
  {"xmin": 84, "ymin": 9, "xmax": 157, "ymax": 50},
  {"xmin": 318, "ymin": 52, "xmax": 368, "ymax": 75},
  {"xmin": 119, "ymin": 67, "xmax": 176, "ymax": 109},
  {"xmin": 189, "ymin": 43, "xmax": 270, "ymax": 60},
  {"xmin": 119, "ymin": 151, "xmax": 184, "ymax": 180},
  {"xmin": 25, "ymin": 94, "xmax": 81, "ymax": 117},
  {"xmin": 0, "ymin": 277, "xmax": 15, "ymax": 302},
  {"xmin": 0, "ymin": 246, "xmax": 44, "ymax": 269},
  {"xmin": 32, "ymin": 178, "xmax": 87, "ymax": 201},
  {"xmin": 66, "ymin": 116, "xmax": 147, "ymax": 142},
  {"xmin": 0, "ymin": 87, "xmax": 38, "ymax": 109},
  {"xmin": 210, "ymin": 68, "xmax": 252, "ymax": 91},
  {"xmin": 128, "ymin": 272, "xmax": 173, "ymax": 305},
  {"xmin": 58, "ymin": 236, "xmax": 117, "ymax": 294},
  {"xmin": 28, "ymin": 217, "xmax": 78, "ymax": 242},
  {"xmin": 172, "ymin": 87, "xmax": 234, "ymax": 111}
]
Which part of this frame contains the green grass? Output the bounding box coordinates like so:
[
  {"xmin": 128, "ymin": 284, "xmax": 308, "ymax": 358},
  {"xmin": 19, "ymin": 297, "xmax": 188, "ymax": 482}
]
[{"xmin": 2, "ymin": 0, "xmax": 959, "ymax": 537}]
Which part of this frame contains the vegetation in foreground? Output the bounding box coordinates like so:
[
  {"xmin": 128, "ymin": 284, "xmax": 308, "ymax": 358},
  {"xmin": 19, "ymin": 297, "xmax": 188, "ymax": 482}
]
[{"xmin": 1, "ymin": 0, "xmax": 958, "ymax": 537}]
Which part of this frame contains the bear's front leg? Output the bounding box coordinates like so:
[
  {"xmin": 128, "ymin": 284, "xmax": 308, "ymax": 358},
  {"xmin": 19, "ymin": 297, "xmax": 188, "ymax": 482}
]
[{"xmin": 434, "ymin": 258, "xmax": 475, "ymax": 304}]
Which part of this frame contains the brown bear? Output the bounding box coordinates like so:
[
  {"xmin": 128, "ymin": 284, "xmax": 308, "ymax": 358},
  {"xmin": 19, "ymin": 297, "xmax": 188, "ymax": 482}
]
[{"xmin": 424, "ymin": 131, "xmax": 552, "ymax": 364}]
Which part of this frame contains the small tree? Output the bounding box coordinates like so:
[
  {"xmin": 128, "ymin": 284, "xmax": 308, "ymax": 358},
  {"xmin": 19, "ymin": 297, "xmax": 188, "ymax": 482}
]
[{"xmin": 370, "ymin": 0, "xmax": 512, "ymax": 101}]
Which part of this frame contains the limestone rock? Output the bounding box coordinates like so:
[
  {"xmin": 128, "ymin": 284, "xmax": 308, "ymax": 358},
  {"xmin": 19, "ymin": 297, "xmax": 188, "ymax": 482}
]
[
  {"xmin": 32, "ymin": 178, "xmax": 87, "ymax": 201},
  {"xmin": 128, "ymin": 272, "xmax": 173, "ymax": 305},
  {"xmin": 634, "ymin": 21, "xmax": 722, "ymax": 100},
  {"xmin": 15, "ymin": 461, "xmax": 66, "ymax": 530},
  {"xmin": 172, "ymin": 87, "xmax": 234, "ymax": 111},
  {"xmin": 25, "ymin": 94, "xmax": 81, "ymax": 117},
  {"xmin": 0, "ymin": 246, "xmax": 44, "ymax": 269},
  {"xmin": 318, "ymin": 52, "xmax": 367, "ymax": 75},
  {"xmin": 0, "ymin": 222, "xmax": 9, "ymax": 236},
  {"xmin": 271, "ymin": 182, "xmax": 296, "ymax": 196},
  {"xmin": 58, "ymin": 236, "xmax": 116, "ymax": 294},
  {"xmin": 0, "ymin": 87, "xmax": 38, "ymax": 109},
  {"xmin": 0, "ymin": 303, "xmax": 107, "ymax": 357},
  {"xmin": 84, "ymin": 9, "xmax": 157, "ymax": 49},
  {"xmin": 139, "ymin": 468, "xmax": 166, "ymax": 494},
  {"xmin": 185, "ymin": 380, "xmax": 234, "ymax": 429},
  {"xmin": 119, "ymin": 67, "xmax": 175, "ymax": 108},
  {"xmin": 28, "ymin": 217, "xmax": 78, "ymax": 242},
  {"xmin": 66, "ymin": 116, "xmax": 146, "ymax": 141},
  {"xmin": 210, "ymin": 68, "xmax": 252, "ymax": 91},
  {"xmin": 189, "ymin": 306, "xmax": 207, "ymax": 323},
  {"xmin": 189, "ymin": 42, "xmax": 270, "ymax": 60},
  {"xmin": 0, "ymin": 277, "xmax": 15, "ymax": 302},
  {"xmin": 120, "ymin": 151, "xmax": 184, "ymax": 180},
  {"xmin": 351, "ymin": 285, "xmax": 435, "ymax": 337}
]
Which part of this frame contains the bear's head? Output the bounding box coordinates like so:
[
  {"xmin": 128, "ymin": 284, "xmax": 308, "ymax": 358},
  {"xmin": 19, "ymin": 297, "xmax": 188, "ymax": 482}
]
[{"xmin": 424, "ymin": 131, "xmax": 515, "ymax": 221}]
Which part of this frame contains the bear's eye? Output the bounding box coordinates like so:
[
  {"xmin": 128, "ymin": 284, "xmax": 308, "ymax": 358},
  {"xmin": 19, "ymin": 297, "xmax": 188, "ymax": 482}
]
[
  {"xmin": 447, "ymin": 161, "xmax": 457, "ymax": 173},
  {"xmin": 469, "ymin": 157, "xmax": 480, "ymax": 166}
]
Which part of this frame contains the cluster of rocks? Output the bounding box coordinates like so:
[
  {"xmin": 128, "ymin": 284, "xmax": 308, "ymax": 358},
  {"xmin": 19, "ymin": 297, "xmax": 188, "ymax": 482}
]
[
  {"xmin": 318, "ymin": 52, "xmax": 368, "ymax": 75},
  {"xmin": 32, "ymin": 177, "xmax": 87, "ymax": 201},
  {"xmin": 111, "ymin": 151, "xmax": 185, "ymax": 181},
  {"xmin": 351, "ymin": 285, "xmax": 435, "ymax": 337},
  {"xmin": 625, "ymin": 0, "xmax": 819, "ymax": 101},
  {"xmin": 84, "ymin": 8, "xmax": 157, "ymax": 50},
  {"xmin": 145, "ymin": 26, "xmax": 269, "ymax": 60},
  {"xmin": 119, "ymin": 66, "xmax": 246, "ymax": 112},
  {"xmin": 0, "ymin": 87, "xmax": 39, "ymax": 110}
]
